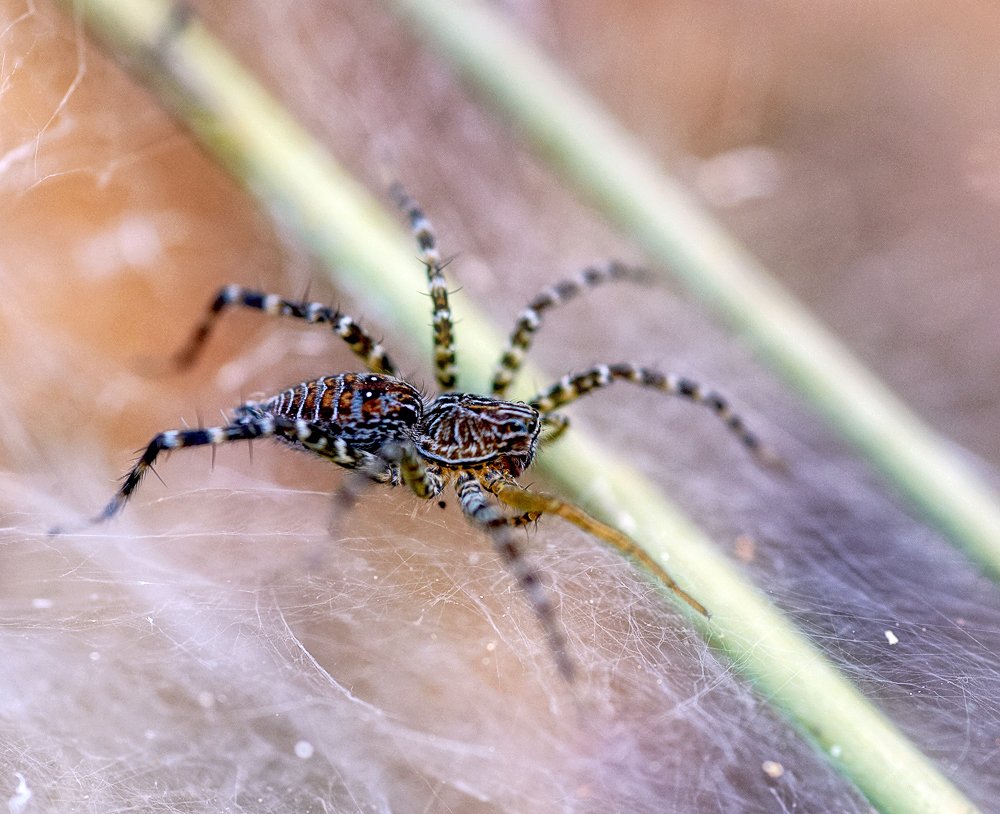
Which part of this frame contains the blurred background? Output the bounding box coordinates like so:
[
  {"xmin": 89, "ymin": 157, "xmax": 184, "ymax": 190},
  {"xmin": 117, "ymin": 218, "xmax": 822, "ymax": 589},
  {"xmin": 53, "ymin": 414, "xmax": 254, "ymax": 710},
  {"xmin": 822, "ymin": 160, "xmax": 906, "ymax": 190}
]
[{"xmin": 2, "ymin": 1, "xmax": 1000, "ymax": 811}]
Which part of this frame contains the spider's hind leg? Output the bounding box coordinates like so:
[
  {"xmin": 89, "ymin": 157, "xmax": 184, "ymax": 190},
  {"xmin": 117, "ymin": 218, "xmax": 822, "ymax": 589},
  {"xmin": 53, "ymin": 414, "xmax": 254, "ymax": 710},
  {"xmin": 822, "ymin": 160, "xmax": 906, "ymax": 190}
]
[
  {"xmin": 52, "ymin": 414, "xmax": 280, "ymax": 533},
  {"xmin": 487, "ymin": 477, "xmax": 708, "ymax": 617},
  {"xmin": 172, "ymin": 284, "xmax": 397, "ymax": 376},
  {"xmin": 455, "ymin": 472, "xmax": 573, "ymax": 680}
]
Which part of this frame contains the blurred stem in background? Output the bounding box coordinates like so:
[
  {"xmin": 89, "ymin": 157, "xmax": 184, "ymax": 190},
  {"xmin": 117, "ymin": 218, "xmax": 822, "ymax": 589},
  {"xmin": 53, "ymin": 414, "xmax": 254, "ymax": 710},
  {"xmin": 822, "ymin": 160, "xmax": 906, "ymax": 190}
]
[{"xmin": 55, "ymin": 0, "xmax": 986, "ymax": 812}]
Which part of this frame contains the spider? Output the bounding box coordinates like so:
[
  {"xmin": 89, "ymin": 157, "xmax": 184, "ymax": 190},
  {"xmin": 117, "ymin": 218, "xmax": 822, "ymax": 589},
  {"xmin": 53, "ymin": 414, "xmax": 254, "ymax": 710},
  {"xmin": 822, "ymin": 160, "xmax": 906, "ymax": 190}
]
[{"xmin": 56, "ymin": 183, "xmax": 771, "ymax": 678}]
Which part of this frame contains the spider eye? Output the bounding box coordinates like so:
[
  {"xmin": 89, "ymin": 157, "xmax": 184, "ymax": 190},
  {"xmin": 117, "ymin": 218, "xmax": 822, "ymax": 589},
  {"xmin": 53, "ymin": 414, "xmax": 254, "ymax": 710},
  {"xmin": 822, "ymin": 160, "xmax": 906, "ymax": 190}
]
[{"xmin": 503, "ymin": 418, "xmax": 536, "ymax": 436}]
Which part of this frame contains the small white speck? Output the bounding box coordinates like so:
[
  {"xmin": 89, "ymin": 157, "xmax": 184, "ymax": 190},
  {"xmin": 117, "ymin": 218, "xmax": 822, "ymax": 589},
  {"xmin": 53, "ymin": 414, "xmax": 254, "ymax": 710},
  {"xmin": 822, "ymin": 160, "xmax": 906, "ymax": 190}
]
[
  {"xmin": 830, "ymin": 744, "xmax": 842, "ymax": 759},
  {"xmin": 88, "ymin": 651, "xmax": 100, "ymax": 662},
  {"xmin": 76, "ymin": 216, "xmax": 163, "ymax": 277},
  {"xmin": 197, "ymin": 691, "xmax": 216, "ymax": 709},
  {"xmin": 762, "ymin": 760, "xmax": 784, "ymax": 779},
  {"xmin": 31, "ymin": 598, "xmax": 53, "ymax": 610},
  {"xmin": 118, "ymin": 216, "xmax": 164, "ymax": 267},
  {"xmin": 616, "ymin": 513, "xmax": 638, "ymax": 535},
  {"xmin": 885, "ymin": 630, "xmax": 899, "ymax": 645},
  {"xmin": 294, "ymin": 740, "xmax": 314, "ymax": 759},
  {"xmin": 695, "ymin": 145, "xmax": 781, "ymax": 208},
  {"xmin": 8, "ymin": 772, "xmax": 32, "ymax": 814}
]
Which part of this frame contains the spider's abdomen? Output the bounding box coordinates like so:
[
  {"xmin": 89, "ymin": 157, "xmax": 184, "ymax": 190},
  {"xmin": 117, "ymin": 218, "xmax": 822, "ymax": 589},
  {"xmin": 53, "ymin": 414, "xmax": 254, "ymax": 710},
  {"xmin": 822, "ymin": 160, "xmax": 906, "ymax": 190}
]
[
  {"xmin": 264, "ymin": 373, "xmax": 423, "ymax": 450},
  {"xmin": 417, "ymin": 393, "xmax": 540, "ymax": 475}
]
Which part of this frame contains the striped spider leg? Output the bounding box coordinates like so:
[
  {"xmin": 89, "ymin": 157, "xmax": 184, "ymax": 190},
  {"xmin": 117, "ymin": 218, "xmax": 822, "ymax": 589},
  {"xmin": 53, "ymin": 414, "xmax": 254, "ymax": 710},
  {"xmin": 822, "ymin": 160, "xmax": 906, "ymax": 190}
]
[
  {"xmin": 171, "ymin": 284, "xmax": 397, "ymax": 376},
  {"xmin": 490, "ymin": 260, "xmax": 653, "ymax": 398},
  {"xmin": 390, "ymin": 181, "xmax": 458, "ymax": 391}
]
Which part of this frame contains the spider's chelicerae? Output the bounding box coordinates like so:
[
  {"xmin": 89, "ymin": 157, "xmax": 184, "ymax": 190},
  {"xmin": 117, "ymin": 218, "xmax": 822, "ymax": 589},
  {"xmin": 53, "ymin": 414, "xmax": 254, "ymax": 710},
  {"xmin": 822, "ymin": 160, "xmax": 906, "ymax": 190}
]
[{"xmin": 60, "ymin": 184, "xmax": 772, "ymax": 678}]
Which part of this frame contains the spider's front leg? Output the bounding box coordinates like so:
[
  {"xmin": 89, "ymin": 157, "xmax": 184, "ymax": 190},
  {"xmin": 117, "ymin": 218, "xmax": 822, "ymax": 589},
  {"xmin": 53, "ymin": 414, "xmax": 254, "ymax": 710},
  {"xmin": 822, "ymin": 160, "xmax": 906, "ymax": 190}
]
[
  {"xmin": 486, "ymin": 476, "xmax": 708, "ymax": 617},
  {"xmin": 491, "ymin": 261, "xmax": 652, "ymax": 397},
  {"xmin": 454, "ymin": 472, "xmax": 573, "ymax": 680},
  {"xmin": 539, "ymin": 413, "xmax": 570, "ymax": 447},
  {"xmin": 530, "ymin": 363, "xmax": 779, "ymax": 467}
]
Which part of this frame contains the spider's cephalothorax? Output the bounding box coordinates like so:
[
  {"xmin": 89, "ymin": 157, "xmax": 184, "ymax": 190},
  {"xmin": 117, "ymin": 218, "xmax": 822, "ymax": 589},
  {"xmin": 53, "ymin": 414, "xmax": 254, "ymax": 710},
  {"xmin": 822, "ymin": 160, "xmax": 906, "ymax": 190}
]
[
  {"xmin": 57, "ymin": 182, "xmax": 774, "ymax": 679},
  {"xmin": 418, "ymin": 393, "xmax": 541, "ymax": 476}
]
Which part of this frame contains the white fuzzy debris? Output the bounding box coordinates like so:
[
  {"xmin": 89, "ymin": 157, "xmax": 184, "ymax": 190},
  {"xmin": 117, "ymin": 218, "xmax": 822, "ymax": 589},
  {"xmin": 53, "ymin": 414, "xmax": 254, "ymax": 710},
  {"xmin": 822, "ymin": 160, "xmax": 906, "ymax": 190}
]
[
  {"xmin": 885, "ymin": 629, "xmax": 899, "ymax": 645},
  {"xmin": 695, "ymin": 145, "xmax": 781, "ymax": 208},
  {"xmin": 762, "ymin": 760, "xmax": 784, "ymax": 779},
  {"xmin": 8, "ymin": 772, "xmax": 32, "ymax": 814}
]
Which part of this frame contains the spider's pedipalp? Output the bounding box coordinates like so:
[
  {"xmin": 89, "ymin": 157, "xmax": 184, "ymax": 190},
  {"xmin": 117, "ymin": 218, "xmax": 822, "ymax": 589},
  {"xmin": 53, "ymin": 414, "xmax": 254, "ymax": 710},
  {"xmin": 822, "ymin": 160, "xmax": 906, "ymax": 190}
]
[
  {"xmin": 530, "ymin": 363, "xmax": 775, "ymax": 464},
  {"xmin": 491, "ymin": 261, "xmax": 652, "ymax": 397},
  {"xmin": 455, "ymin": 472, "xmax": 573, "ymax": 680},
  {"xmin": 488, "ymin": 477, "xmax": 708, "ymax": 617},
  {"xmin": 390, "ymin": 182, "xmax": 458, "ymax": 391},
  {"xmin": 172, "ymin": 284, "xmax": 397, "ymax": 376}
]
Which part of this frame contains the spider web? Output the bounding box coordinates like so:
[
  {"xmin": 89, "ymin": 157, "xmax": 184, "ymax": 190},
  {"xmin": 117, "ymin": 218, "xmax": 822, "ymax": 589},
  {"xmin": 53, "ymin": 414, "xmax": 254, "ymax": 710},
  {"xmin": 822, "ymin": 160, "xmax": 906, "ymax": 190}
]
[{"xmin": 3, "ymin": 1, "xmax": 1000, "ymax": 812}]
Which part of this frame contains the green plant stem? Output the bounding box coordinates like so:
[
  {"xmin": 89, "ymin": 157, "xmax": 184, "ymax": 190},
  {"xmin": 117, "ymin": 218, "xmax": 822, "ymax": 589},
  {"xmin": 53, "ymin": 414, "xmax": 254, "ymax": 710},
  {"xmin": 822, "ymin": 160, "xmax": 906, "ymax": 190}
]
[
  {"xmin": 383, "ymin": 0, "xmax": 1000, "ymax": 586},
  {"xmin": 60, "ymin": 1, "xmax": 979, "ymax": 812}
]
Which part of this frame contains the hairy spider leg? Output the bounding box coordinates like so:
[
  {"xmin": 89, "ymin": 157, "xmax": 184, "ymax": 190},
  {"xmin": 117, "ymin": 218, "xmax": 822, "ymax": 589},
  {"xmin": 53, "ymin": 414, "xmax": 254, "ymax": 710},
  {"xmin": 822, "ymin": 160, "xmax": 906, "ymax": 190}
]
[
  {"xmin": 488, "ymin": 477, "xmax": 708, "ymax": 617},
  {"xmin": 379, "ymin": 441, "xmax": 445, "ymax": 500},
  {"xmin": 530, "ymin": 363, "xmax": 774, "ymax": 463},
  {"xmin": 455, "ymin": 472, "xmax": 573, "ymax": 680},
  {"xmin": 53, "ymin": 413, "xmax": 392, "ymax": 533},
  {"xmin": 276, "ymin": 415, "xmax": 394, "ymax": 479},
  {"xmin": 171, "ymin": 284, "xmax": 397, "ymax": 375},
  {"xmin": 490, "ymin": 261, "xmax": 652, "ymax": 397},
  {"xmin": 56, "ymin": 420, "xmax": 272, "ymax": 529},
  {"xmin": 539, "ymin": 413, "xmax": 570, "ymax": 446},
  {"xmin": 390, "ymin": 182, "xmax": 458, "ymax": 391}
]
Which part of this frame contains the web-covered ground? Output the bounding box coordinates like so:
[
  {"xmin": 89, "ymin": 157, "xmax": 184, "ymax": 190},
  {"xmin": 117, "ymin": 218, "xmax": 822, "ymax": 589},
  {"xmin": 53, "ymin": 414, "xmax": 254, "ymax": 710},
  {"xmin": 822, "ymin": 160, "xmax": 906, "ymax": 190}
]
[{"xmin": 3, "ymin": 1, "xmax": 1000, "ymax": 812}]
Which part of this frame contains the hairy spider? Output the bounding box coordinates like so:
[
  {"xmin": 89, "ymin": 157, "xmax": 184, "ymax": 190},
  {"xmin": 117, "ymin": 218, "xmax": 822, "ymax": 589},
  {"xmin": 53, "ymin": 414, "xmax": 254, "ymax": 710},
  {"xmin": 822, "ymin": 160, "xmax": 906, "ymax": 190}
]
[{"xmin": 56, "ymin": 183, "xmax": 770, "ymax": 678}]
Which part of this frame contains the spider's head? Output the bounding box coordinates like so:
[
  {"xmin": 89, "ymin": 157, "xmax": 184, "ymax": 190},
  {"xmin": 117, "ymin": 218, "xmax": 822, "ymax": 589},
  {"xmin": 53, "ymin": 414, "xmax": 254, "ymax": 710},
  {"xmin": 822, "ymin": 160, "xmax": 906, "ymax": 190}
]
[{"xmin": 417, "ymin": 394, "xmax": 541, "ymax": 475}]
